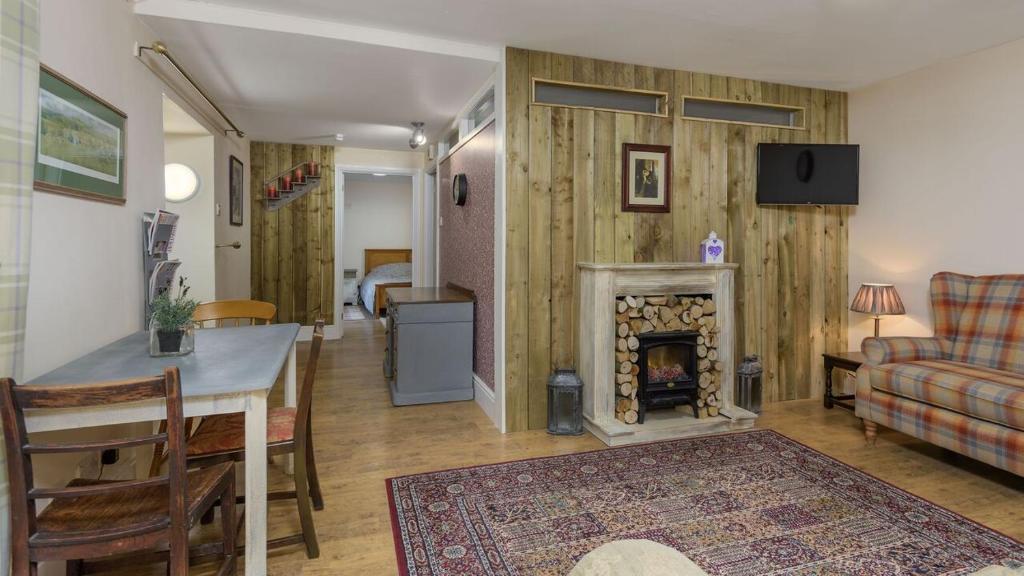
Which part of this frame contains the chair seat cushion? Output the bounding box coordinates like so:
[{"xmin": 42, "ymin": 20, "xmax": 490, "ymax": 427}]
[
  {"xmin": 187, "ymin": 407, "xmax": 296, "ymax": 457},
  {"xmin": 34, "ymin": 462, "xmax": 232, "ymax": 545},
  {"xmin": 870, "ymin": 360, "xmax": 1024, "ymax": 430}
]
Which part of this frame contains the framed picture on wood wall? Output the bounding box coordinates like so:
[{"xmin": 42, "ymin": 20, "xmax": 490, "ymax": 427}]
[
  {"xmin": 34, "ymin": 64, "xmax": 127, "ymax": 205},
  {"xmin": 622, "ymin": 143, "xmax": 671, "ymax": 213},
  {"xmin": 229, "ymin": 155, "xmax": 243, "ymax": 226}
]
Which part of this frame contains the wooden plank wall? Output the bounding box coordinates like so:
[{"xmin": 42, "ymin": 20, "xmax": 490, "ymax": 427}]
[
  {"xmin": 505, "ymin": 48, "xmax": 849, "ymax": 431},
  {"xmin": 250, "ymin": 141, "xmax": 335, "ymax": 326}
]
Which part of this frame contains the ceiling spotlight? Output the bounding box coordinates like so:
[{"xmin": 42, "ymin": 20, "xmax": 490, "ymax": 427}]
[
  {"xmin": 335, "ymin": 133, "xmax": 344, "ymax": 142},
  {"xmin": 409, "ymin": 122, "xmax": 426, "ymax": 149}
]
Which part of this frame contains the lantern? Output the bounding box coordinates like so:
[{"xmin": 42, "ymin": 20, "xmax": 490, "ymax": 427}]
[
  {"xmin": 736, "ymin": 355, "xmax": 763, "ymax": 414},
  {"xmin": 547, "ymin": 369, "xmax": 584, "ymax": 435}
]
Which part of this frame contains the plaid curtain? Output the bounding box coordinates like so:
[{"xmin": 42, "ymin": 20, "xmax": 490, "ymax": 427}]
[{"xmin": 0, "ymin": 0, "xmax": 40, "ymax": 573}]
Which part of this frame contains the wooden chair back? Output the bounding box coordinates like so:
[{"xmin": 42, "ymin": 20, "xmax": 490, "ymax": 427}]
[
  {"xmin": 295, "ymin": 319, "xmax": 325, "ymax": 441},
  {"xmin": 194, "ymin": 299, "xmax": 276, "ymax": 328},
  {"xmin": 0, "ymin": 369, "xmax": 190, "ymax": 569}
]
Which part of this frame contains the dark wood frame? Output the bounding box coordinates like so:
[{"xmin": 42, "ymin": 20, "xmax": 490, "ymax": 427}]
[
  {"xmin": 363, "ymin": 249, "xmax": 413, "ymax": 319},
  {"xmin": 34, "ymin": 64, "xmax": 128, "ymax": 205},
  {"xmin": 621, "ymin": 143, "xmax": 671, "ymax": 213},
  {"xmin": 0, "ymin": 368, "xmax": 237, "ymax": 576},
  {"xmin": 229, "ymin": 155, "xmax": 244, "ymax": 226}
]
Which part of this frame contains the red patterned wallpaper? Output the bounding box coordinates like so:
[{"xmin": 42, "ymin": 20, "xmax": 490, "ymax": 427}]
[{"xmin": 438, "ymin": 122, "xmax": 496, "ymax": 388}]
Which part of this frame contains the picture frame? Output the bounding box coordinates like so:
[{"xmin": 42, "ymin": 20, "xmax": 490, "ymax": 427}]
[
  {"xmin": 622, "ymin": 143, "xmax": 671, "ymax": 213},
  {"xmin": 229, "ymin": 155, "xmax": 244, "ymax": 226},
  {"xmin": 34, "ymin": 64, "xmax": 127, "ymax": 205}
]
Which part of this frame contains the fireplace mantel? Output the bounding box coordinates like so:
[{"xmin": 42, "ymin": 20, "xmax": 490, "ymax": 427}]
[{"xmin": 576, "ymin": 262, "xmax": 757, "ymax": 445}]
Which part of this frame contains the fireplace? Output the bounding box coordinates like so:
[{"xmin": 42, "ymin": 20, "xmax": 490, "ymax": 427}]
[{"xmin": 636, "ymin": 331, "xmax": 699, "ymax": 423}]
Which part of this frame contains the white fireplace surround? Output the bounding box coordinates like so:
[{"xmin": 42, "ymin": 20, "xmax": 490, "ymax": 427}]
[{"xmin": 577, "ymin": 262, "xmax": 757, "ymax": 446}]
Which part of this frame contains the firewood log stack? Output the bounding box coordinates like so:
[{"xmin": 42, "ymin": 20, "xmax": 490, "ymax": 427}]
[{"xmin": 614, "ymin": 294, "xmax": 721, "ymax": 424}]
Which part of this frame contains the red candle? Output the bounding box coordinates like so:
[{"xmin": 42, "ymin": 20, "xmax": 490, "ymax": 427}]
[
  {"xmin": 294, "ymin": 167, "xmax": 304, "ymax": 184},
  {"xmin": 281, "ymin": 174, "xmax": 292, "ymax": 191},
  {"xmin": 306, "ymin": 161, "xmax": 316, "ymax": 176},
  {"xmin": 267, "ymin": 184, "xmax": 278, "ymax": 199}
]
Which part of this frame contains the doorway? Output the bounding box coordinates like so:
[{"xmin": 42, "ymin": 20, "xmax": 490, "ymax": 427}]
[
  {"xmin": 338, "ymin": 170, "xmax": 415, "ymax": 323},
  {"xmin": 162, "ymin": 96, "xmax": 215, "ymax": 302}
]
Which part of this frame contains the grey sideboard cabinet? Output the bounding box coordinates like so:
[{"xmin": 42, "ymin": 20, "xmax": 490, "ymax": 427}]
[{"xmin": 384, "ymin": 287, "xmax": 475, "ymax": 406}]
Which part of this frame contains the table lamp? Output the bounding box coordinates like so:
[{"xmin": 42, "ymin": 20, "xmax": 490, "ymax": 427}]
[{"xmin": 850, "ymin": 283, "xmax": 906, "ymax": 337}]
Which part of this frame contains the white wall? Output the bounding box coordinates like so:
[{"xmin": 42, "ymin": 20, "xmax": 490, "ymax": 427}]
[
  {"xmin": 342, "ymin": 175, "xmax": 413, "ymax": 279},
  {"xmin": 848, "ymin": 37, "xmax": 1024, "ymax": 346},
  {"xmin": 165, "ymin": 133, "xmax": 216, "ymax": 303},
  {"xmin": 25, "ymin": 0, "xmax": 250, "ymax": 381}
]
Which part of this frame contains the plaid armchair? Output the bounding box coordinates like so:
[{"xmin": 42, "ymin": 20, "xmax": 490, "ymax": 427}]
[{"xmin": 856, "ymin": 272, "xmax": 1024, "ymax": 476}]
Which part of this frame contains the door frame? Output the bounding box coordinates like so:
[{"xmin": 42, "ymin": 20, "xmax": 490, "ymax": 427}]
[{"xmin": 335, "ymin": 164, "xmax": 429, "ymax": 328}]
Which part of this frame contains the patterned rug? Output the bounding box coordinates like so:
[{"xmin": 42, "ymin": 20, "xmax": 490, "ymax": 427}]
[{"xmin": 387, "ymin": 429, "xmax": 1024, "ymax": 575}]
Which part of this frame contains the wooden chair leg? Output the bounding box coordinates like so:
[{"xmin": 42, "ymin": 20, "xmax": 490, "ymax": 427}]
[
  {"xmin": 306, "ymin": 421, "xmax": 324, "ymax": 511},
  {"xmin": 293, "ymin": 442, "xmax": 320, "ymax": 559},
  {"xmin": 66, "ymin": 560, "xmax": 83, "ymax": 576},
  {"xmin": 863, "ymin": 419, "xmax": 878, "ymax": 445},
  {"xmin": 218, "ymin": 473, "xmax": 237, "ymax": 575}
]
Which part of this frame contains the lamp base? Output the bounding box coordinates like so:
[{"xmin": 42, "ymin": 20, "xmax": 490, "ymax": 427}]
[{"xmin": 873, "ymin": 317, "xmax": 881, "ymax": 338}]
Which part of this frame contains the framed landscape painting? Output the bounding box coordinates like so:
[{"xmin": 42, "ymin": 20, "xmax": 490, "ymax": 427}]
[
  {"xmin": 622, "ymin": 143, "xmax": 671, "ymax": 213},
  {"xmin": 34, "ymin": 65, "xmax": 126, "ymax": 204},
  {"xmin": 229, "ymin": 155, "xmax": 244, "ymax": 226}
]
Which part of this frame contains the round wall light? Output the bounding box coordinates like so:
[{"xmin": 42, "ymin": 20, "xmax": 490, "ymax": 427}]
[{"xmin": 164, "ymin": 163, "xmax": 200, "ymax": 202}]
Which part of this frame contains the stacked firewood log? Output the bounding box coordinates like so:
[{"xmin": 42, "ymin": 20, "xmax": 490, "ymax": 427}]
[{"xmin": 614, "ymin": 295, "xmax": 722, "ymax": 424}]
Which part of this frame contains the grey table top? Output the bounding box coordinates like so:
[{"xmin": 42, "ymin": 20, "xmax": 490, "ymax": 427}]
[{"xmin": 27, "ymin": 323, "xmax": 300, "ymax": 397}]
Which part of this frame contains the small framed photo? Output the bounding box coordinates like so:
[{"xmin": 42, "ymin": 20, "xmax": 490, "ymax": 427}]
[
  {"xmin": 229, "ymin": 155, "xmax": 244, "ymax": 226},
  {"xmin": 622, "ymin": 143, "xmax": 671, "ymax": 213}
]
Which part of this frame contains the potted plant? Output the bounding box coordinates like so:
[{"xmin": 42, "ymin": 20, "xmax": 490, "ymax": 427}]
[{"xmin": 149, "ymin": 276, "xmax": 198, "ymax": 357}]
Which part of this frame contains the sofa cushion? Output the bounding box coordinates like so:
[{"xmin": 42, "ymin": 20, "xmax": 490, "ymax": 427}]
[
  {"xmin": 949, "ymin": 274, "xmax": 1024, "ymax": 374},
  {"xmin": 870, "ymin": 360, "xmax": 1024, "ymax": 431}
]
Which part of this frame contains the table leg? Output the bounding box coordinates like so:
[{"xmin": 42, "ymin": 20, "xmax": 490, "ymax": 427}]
[
  {"xmin": 284, "ymin": 343, "xmax": 297, "ymax": 474},
  {"xmin": 824, "ymin": 360, "xmax": 834, "ymax": 409},
  {"xmin": 245, "ymin": 391, "xmax": 268, "ymax": 576}
]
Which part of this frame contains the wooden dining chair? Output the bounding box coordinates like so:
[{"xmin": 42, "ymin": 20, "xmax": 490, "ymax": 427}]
[
  {"xmin": 193, "ymin": 299, "xmax": 276, "ymax": 328},
  {"xmin": 185, "ymin": 319, "xmax": 326, "ymax": 559},
  {"xmin": 0, "ymin": 368, "xmax": 237, "ymax": 576},
  {"xmin": 148, "ymin": 299, "xmax": 278, "ymax": 478}
]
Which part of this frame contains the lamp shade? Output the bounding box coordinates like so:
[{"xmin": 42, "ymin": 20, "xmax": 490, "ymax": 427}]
[{"xmin": 850, "ymin": 283, "xmax": 906, "ymax": 316}]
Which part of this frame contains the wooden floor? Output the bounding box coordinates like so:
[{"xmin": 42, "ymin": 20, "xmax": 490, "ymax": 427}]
[{"xmin": 183, "ymin": 318, "xmax": 1021, "ymax": 574}]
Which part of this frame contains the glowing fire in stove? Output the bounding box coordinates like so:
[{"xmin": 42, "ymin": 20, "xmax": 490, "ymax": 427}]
[{"xmin": 648, "ymin": 363, "xmax": 689, "ymax": 383}]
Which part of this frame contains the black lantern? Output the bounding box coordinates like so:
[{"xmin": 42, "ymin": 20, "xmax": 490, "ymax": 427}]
[
  {"xmin": 547, "ymin": 369, "xmax": 584, "ymax": 435},
  {"xmin": 736, "ymin": 355, "xmax": 763, "ymax": 414}
]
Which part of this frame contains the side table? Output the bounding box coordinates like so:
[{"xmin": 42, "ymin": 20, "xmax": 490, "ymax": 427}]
[{"xmin": 823, "ymin": 351, "xmax": 865, "ymax": 410}]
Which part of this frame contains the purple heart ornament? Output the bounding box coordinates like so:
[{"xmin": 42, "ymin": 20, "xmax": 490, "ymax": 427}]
[{"xmin": 708, "ymin": 245, "xmax": 723, "ymax": 258}]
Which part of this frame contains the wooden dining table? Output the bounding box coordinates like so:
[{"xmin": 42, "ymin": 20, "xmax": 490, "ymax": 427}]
[{"xmin": 26, "ymin": 323, "xmax": 301, "ymax": 576}]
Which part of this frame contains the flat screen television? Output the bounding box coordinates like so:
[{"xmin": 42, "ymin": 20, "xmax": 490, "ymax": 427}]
[{"xmin": 756, "ymin": 143, "xmax": 859, "ymax": 205}]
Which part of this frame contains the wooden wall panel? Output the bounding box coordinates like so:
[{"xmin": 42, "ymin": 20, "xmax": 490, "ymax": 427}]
[
  {"xmin": 249, "ymin": 141, "xmax": 335, "ymax": 326},
  {"xmin": 505, "ymin": 48, "xmax": 849, "ymax": 431}
]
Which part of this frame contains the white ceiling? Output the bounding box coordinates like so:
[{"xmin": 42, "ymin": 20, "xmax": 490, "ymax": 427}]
[
  {"xmin": 192, "ymin": 0, "xmax": 1024, "ymax": 91},
  {"xmin": 138, "ymin": 0, "xmax": 1024, "ymax": 148},
  {"xmin": 139, "ymin": 12, "xmax": 495, "ymax": 149}
]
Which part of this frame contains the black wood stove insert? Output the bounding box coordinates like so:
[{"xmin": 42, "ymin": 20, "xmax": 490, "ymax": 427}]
[{"xmin": 636, "ymin": 330, "xmax": 700, "ymax": 423}]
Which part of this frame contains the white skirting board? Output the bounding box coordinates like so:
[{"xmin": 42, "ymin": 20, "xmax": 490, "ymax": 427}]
[
  {"xmin": 474, "ymin": 374, "xmax": 499, "ymax": 430},
  {"xmin": 296, "ymin": 324, "xmax": 342, "ymax": 341}
]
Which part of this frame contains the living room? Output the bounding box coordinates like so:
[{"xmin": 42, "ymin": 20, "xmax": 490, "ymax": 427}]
[{"xmin": 1, "ymin": 1, "xmax": 1022, "ymax": 575}]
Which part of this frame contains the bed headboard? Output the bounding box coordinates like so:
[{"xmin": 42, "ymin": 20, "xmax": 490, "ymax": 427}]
[{"xmin": 364, "ymin": 248, "xmax": 412, "ymax": 276}]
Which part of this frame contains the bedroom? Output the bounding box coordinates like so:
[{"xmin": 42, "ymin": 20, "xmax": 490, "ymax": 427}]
[{"xmin": 340, "ymin": 172, "xmax": 415, "ymax": 320}]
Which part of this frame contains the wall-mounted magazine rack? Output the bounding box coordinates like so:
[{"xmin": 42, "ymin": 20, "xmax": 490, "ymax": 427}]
[{"xmin": 142, "ymin": 210, "xmax": 181, "ymax": 329}]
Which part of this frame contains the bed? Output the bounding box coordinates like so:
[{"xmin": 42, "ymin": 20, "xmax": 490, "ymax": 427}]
[{"xmin": 360, "ymin": 249, "xmax": 413, "ymax": 318}]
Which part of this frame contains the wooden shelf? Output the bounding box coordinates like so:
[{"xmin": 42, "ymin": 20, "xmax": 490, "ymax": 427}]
[{"xmin": 263, "ymin": 163, "xmax": 323, "ymax": 211}]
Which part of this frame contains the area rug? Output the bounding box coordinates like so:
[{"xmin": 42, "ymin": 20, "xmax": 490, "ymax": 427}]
[{"xmin": 387, "ymin": 429, "xmax": 1024, "ymax": 575}]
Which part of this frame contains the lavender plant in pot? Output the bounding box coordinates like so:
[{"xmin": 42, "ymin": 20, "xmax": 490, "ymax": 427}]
[{"xmin": 149, "ymin": 276, "xmax": 198, "ymax": 357}]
